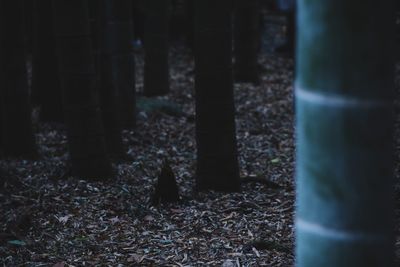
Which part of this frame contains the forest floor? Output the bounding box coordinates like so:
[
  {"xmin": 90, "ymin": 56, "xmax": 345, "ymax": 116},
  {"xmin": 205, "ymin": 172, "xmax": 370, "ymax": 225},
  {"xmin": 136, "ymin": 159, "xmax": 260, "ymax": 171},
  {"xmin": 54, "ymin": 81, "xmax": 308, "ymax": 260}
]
[{"xmin": 1, "ymin": 16, "xmax": 400, "ymax": 267}]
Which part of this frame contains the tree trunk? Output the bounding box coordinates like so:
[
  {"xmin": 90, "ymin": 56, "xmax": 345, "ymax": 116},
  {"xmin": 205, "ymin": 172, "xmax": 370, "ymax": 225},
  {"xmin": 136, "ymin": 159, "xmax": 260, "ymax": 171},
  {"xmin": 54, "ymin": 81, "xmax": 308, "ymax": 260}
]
[
  {"xmin": 194, "ymin": 0, "xmax": 240, "ymax": 192},
  {"xmin": 96, "ymin": 0, "xmax": 136, "ymax": 156},
  {"xmin": 295, "ymin": 1, "xmax": 395, "ymax": 266},
  {"xmin": 0, "ymin": 0, "xmax": 36, "ymax": 157},
  {"xmin": 132, "ymin": 0, "xmax": 145, "ymax": 42},
  {"xmin": 185, "ymin": 0, "xmax": 195, "ymax": 50},
  {"xmin": 98, "ymin": 0, "xmax": 136, "ymax": 130},
  {"xmin": 111, "ymin": 0, "xmax": 136, "ymax": 130},
  {"xmin": 233, "ymin": 0, "xmax": 260, "ymax": 84},
  {"xmin": 52, "ymin": 0, "xmax": 112, "ymax": 179},
  {"xmin": 143, "ymin": 0, "xmax": 170, "ymax": 97},
  {"xmin": 88, "ymin": 0, "xmax": 99, "ymax": 53},
  {"xmin": 32, "ymin": 0, "xmax": 63, "ymax": 123},
  {"xmin": 23, "ymin": 0, "xmax": 33, "ymax": 55}
]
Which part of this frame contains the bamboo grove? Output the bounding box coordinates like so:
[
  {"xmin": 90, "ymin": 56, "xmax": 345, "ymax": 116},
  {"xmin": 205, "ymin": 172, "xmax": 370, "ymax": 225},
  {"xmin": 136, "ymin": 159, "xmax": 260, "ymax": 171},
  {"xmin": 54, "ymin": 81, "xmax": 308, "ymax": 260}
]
[{"xmin": 0, "ymin": 0, "xmax": 398, "ymax": 265}]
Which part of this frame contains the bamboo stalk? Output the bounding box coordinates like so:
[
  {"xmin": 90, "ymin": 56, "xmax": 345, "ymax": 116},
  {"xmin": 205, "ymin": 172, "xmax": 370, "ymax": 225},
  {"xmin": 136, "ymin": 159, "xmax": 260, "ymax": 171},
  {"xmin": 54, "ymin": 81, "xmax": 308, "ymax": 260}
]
[{"xmin": 295, "ymin": 1, "xmax": 396, "ymax": 266}]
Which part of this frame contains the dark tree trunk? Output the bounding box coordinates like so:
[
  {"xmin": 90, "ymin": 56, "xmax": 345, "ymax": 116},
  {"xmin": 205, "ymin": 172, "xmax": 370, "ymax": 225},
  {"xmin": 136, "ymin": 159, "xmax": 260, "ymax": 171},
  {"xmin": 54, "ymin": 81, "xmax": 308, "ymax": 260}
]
[
  {"xmin": 194, "ymin": 0, "xmax": 240, "ymax": 192},
  {"xmin": 284, "ymin": 11, "xmax": 295, "ymax": 55},
  {"xmin": 132, "ymin": 0, "xmax": 144, "ymax": 42},
  {"xmin": 0, "ymin": 0, "xmax": 36, "ymax": 157},
  {"xmin": 88, "ymin": 0, "xmax": 99, "ymax": 53},
  {"xmin": 52, "ymin": 0, "xmax": 112, "ymax": 179},
  {"xmin": 233, "ymin": 0, "xmax": 260, "ymax": 84},
  {"xmin": 185, "ymin": 0, "xmax": 195, "ymax": 50},
  {"xmin": 96, "ymin": 0, "xmax": 135, "ymax": 156},
  {"xmin": 110, "ymin": 0, "xmax": 136, "ymax": 129},
  {"xmin": 23, "ymin": 0, "xmax": 33, "ymax": 54},
  {"xmin": 143, "ymin": 0, "xmax": 170, "ymax": 97},
  {"xmin": 32, "ymin": 0, "xmax": 64, "ymax": 123}
]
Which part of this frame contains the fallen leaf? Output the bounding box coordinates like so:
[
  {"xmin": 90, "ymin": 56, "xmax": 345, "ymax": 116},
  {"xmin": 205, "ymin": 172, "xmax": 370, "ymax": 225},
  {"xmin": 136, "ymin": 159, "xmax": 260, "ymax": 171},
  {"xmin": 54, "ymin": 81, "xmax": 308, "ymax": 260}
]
[
  {"xmin": 56, "ymin": 215, "xmax": 72, "ymax": 224},
  {"xmin": 7, "ymin": 240, "xmax": 26, "ymax": 246},
  {"xmin": 127, "ymin": 253, "xmax": 144, "ymax": 263},
  {"xmin": 109, "ymin": 216, "xmax": 120, "ymax": 224},
  {"xmin": 221, "ymin": 260, "xmax": 235, "ymax": 267},
  {"xmin": 271, "ymin": 158, "xmax": 280, "ymax": 164},
  {"xmin": 170, "ymin": 208, "xmax": 183, "ymax": 213},
  {"xmin": 144, "ymin": 215, "xmax": 154, "ymax": 222},
  {"xmin": 252, "ymin": 247, "xmax": 261, "ymax": 257}
]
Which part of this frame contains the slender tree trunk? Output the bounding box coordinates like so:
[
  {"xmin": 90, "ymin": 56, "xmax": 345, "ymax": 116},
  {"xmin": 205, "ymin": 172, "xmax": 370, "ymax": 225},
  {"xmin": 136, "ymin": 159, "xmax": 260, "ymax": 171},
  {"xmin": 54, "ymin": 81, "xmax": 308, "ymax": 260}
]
[
  {"xmin": 32, "ymin": 0, "xmax": 63, "ymax": 123},
  {"xmin": 52, "ymin": 0, "xmax": 112, "ymax": 179},
  {"xmin": 233, "ymin": 0, "xmax": 260, "ymax": 84},
  {"xmin": 143, "ymin": 0, "xmax": 170, "ymax": 97},
  {"xmin": 0, "ymin": 0, "xmax": 36, "ymax": 157},
  {"xmin": 88, "ymin": 0, "xmax": 99, "ymax": 53},
  {"xmin": 194, "ymin": 0, "xmax": 240, "ymax": 192},
  {"xmin": 185, "ymin": 0, "xmax": 195, "ymax": 50},
  {"xmin": 295, "ymin": 1, "xmax": 395, "ymax": 266},
  {"xmin": 23, "ymin": 0, "xmax": 33, "ymax": 55},
  {"xmin": 96, "ymin": 0, "xmax": 135, "ymax": 155}
]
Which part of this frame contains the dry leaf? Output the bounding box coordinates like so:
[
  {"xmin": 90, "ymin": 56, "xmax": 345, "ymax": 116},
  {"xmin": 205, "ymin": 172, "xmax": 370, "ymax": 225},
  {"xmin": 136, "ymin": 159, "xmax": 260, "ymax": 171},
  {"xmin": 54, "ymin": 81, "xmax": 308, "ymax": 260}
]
[
  {"xmin": 57, "ymin": 215, "xmax": 71, "ymax": 224},
  {"xmin": 144, "ymin": 215, "xmax": 155, "ymax": 221}
]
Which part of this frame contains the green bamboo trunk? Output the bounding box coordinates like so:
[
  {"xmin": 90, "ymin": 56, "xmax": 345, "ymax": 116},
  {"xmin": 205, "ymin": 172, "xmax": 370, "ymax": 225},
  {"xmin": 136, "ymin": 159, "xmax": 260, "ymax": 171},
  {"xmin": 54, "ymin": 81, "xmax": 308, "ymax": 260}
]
[{"xmin": 295, "ymin": 1, "xmax": 395, "ymax": 266}]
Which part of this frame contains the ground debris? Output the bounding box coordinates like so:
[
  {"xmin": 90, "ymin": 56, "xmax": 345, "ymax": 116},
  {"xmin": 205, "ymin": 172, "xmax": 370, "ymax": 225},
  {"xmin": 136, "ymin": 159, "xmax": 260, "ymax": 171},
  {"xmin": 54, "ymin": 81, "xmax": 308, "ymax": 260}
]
[{"xmin": 0, "ymin": 43, "xmax": 296, "ymax": 265}]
